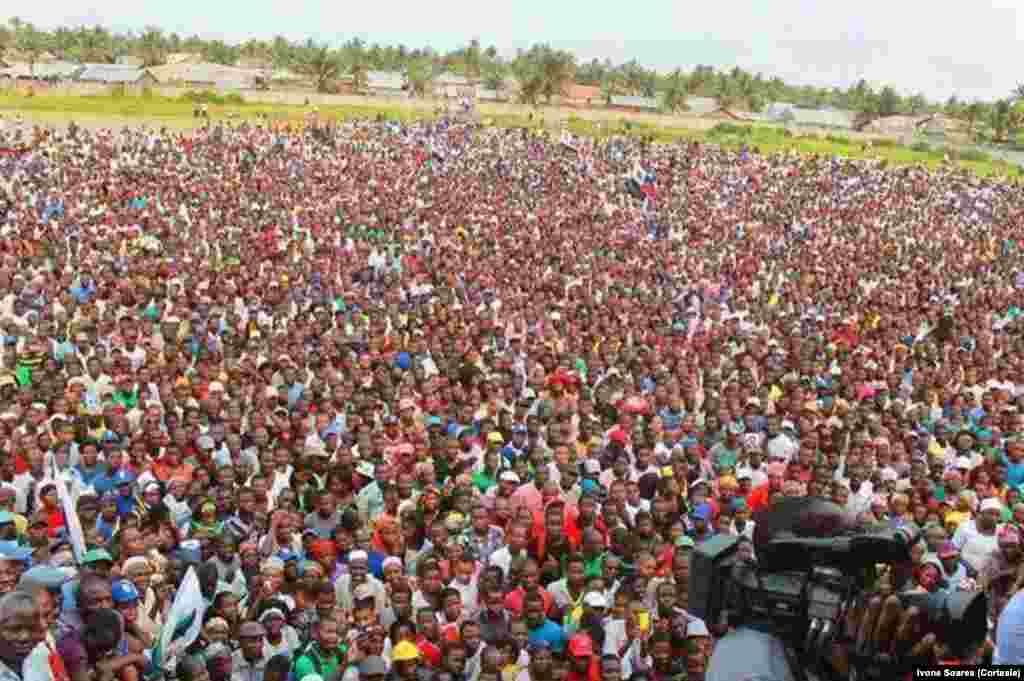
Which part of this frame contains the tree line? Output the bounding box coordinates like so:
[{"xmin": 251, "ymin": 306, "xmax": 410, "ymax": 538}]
[{"xmin": 2, "ymin": 17, "xmax": 1023, "ymax": 141}]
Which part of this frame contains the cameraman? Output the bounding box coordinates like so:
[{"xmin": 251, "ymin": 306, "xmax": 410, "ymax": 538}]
[
  {"xmin": 708, "ymin": 577, "xmax": 962, "ymax": 679},
  {"xmin": 708, "ymin": 594, "xmax": 948, "ymax": 681}
]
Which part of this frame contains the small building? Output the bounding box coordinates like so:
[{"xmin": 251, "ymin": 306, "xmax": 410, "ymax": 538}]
[
  {"xmin": 864, "ymin": 114, "xmax": 923, "ymax": 135},
  {"xmin": 149, "ymin": 62, "xmax": 261, "ymax": 89},
  {"xmin": 563, "ymin": 83, "xmax": 602, "ymax": 108},
  {"xmin": 433, "ymin": 72, "xmax": 473, "ymax": 99},
  {"xmin": 77, "ymin": 64, "xmax": 158, "ymax": 91},
  {"xmin": 365, "ymin": 70, "xmax": 407, "ymax": 97},
  {"xmin": 763, "ymin": 102, "xmax": 797, "ymax": 122},
  {"xmin": 0, "ymin": 61, "xmax": 83, "ymax": 81},
  {"xmin": 477, "ymin": 88, "xmax": 505, "ymax": 102},
  {"xmin": 608, "ymin": 94, "xmax": 659, "ymax": 112},
  {"xmin": 788, "ymin": 107, "xmax": 855, "ymax": 129},
  {"xmin": 685, "ymin": 96, "xmax": 721, "ymax": 115},
  {"xmin": 165, "ymin": 52, "xmax": 203, "ymax": 65}
]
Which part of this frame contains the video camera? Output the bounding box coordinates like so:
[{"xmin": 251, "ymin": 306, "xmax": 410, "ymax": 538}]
[{"xmin": 689, "ymin": 498, "xmax": 988, "ymax": 678}]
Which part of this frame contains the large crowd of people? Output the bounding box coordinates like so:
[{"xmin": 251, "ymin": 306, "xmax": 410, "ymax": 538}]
[{"xmin": 0, "ymin": 111, "xmax": 1021, "ymax": 681}]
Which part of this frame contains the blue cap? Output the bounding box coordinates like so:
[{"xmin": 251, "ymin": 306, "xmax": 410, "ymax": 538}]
[
  {"xmin": 690, "ymin": 503, "xmax": 712, "ymax": 521},
  {"xmin": 0, "ymin": 512, "xmax": 15, "ymax": 525},
  {"xmin": 512, "ymin": 424, "xmax": 528, "ymax": 434},
  {"xmin": 0, "ymin": 542, "xmax": 31, "ymax": 563},
  {"xmin": 111, "ymin": 579, "xmax": 140, "ymax": 604},
  {"xmin": 113, "ymin": 470, "xmax": 136, "ymax": 486},
  {"xmin": 20, "ymin": 566, "xmax": 69, "ymax": 591}
]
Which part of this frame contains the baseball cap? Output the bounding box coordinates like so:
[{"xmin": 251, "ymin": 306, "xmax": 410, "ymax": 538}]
[
  {"xmin": 356, "ymin": 462, "xmax": 375, "ymax": 478},
  {"xmin": 582, "ymin": 592, "xmax": 608, "ymax": 609},
  {"xmin": 0, "ymin": 542, "xmax": 31, "ymax": 563},
  {"xmin": 567, "ymin": 633, "xmax": 593, "ymax": 657}
]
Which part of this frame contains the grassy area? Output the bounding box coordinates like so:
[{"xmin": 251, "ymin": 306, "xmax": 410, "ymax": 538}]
[{"xmin": 0, "ymin": 91, "xmax": 1019, "ymax": 178}]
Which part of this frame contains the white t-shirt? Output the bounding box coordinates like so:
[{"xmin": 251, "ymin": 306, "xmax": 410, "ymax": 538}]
[{"xmin": 953, "ymin": 520, "xmax": 1000, "ymax": 573}]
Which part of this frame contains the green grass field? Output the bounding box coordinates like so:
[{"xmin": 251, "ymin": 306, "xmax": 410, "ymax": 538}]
[{"xmin": 1, "ymin": 91, "xmax": 1019, "ymax": 178}]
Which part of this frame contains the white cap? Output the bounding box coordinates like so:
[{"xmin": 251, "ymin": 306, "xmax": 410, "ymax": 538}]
[
  {"xmin": 500, "ymin": 471, "xmax": 521, "ymax": 484},
  {"xmin": 980, "ymin": 498, "xmax": 1003, "ymax": 513},
  {"xmin": 583, "ymin": 591, "xmax": 608, "ymax": 608},
  {"xmin": 955, "ymin": 456, "xmax": 973, "ymax": 470}
]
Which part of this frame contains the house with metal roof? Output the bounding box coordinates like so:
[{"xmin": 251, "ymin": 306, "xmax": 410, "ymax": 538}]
[
  {"xmin": 149, "ymin": 62, "xmax": 261, "ymax": 89},
  {"xmin": 365, "ymin": 70, "xmax": 407, "ymax": 97},
  {"xmin": 608, "ymin": 95, "xmax": 659, "ymax": 111},
  {"xmin": 684, "ymin": 96, "xmax": 720, "ymax": 115},
  {"xmin": 78, "ymin": 64, "xmax": 158, "ymax": 84},
  {"xmin": 1, "ymin": 61, "xmax": 83, "ymax": 81},
  {"xmin": 787, "ymin": 107, "xmax": 855, "ymax": 129}
]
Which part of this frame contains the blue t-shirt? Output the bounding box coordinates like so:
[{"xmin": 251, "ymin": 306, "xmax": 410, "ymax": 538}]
[{"xmin": 528, "ymin": 619, "xmax": 566, "ymax": 654}]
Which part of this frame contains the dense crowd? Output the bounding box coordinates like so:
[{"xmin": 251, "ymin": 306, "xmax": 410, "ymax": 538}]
[{"xmin": 0, "ymin": 112, "xmax": 1022, "ymax": 681}]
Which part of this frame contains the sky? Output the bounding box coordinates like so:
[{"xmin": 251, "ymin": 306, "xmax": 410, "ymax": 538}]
[{"xmin": 4, "ymin": 1, "xmax": 1021, "ymax": 102}]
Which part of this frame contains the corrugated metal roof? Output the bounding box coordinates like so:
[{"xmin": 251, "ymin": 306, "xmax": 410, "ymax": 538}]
[
  {"xmin": 1, "ymin": 61, "xmax": 82, "ymax": 79},
  {"xmin": 764, "ymin": 102, "xmax": 796, "ymax": 120},
  {"xmin": 686, "ymin": 96, "xmax": 720, "ymax": 114},
  {"xmin": 366, "ymin": 70, "xmax": 405, "ymax": 89},
  {"xmin": 610, "ymin": 95, "xmax": 658, "ymax": 109},
  {"xmin": 78, "ymin": 64, "xmax": 152, "ymax": 83},
  {"xmin": 149, "ymin": 62, "xmax": 259, "ymax": 86},
  {"xmin": 434, "ymin": 72, "xmax": 468, "ymax": 85},
  {"xmin": 789, "ymin": 108, "xmax": 854, "ymax": 128}
]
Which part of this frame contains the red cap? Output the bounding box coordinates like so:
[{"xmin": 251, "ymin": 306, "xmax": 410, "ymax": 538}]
[{"xmin": 567, "ymin": 634, "xmax": 593, "ymax": 657}]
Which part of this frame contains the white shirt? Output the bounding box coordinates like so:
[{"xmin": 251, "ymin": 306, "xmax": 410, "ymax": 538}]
[{"xmin": 953, "ymin": 520, "xmax": 1000, "ymax": 573}]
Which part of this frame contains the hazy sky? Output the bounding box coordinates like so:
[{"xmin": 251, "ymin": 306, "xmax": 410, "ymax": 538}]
[{"xmin": 4, "ymin": 1, "xmax": 1019, "ymax": 102}]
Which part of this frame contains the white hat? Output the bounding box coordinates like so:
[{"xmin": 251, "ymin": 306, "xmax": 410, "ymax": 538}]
[
  {"xmin": 686, "ymin": 619, "xmax": 710, "ymax": 638},
  {"xmin": 583, "ymin": 592, "xmax": 608, "ymax": 608},
  {"xmin": 880, "ymin": 468, "xmax": 898, "ymax": 482},
  {"xmin": 980, "ymin": 498, "xmax": 1003, "ymax": 513},
  {"xmin": 955, "ymin": 456, "xmax": 973, "ymax": 470},
  {"xmin": 500, "ymin": 471, "xmax": 521, "ymax": 484}
]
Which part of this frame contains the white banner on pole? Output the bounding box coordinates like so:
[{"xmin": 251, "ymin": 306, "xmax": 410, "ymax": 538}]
[{"xmin": 55, "ymin": 476, "xmax": 85, "ymax": 564}]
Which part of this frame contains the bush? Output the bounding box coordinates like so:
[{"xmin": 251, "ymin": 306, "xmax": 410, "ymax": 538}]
[
  {"xmin": 910, "ymin": 141, "xmax": 932, "ymax": 153},
  {"xmin": 709, "ymin": 122, "xmax": 751, "ymax": 137},
  {"xmin": 957, "ymin": 148, "xmax": 991, "ymax": 162},
  {"xmin": 872, "ymin": 138, "xmax": 896, "ymax": 148},
  {"xmin": 179, "ymin": 90, "xmax": 245, "ymax": 106},
  {"xmin": 825, "ymin": 134, "xmax": 850, "ymax": 146}
]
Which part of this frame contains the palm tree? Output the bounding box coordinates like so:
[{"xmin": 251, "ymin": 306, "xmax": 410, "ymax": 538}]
[
  {"xmin": 137, "ymin": 26, "xmax": 164, "ymax": 67},
  {"xmin": 405, "ymin": 58, "xmax": 432, "ymax": 97},
  {"xmin": 963, "ymin": 102, "xmax": 985, "ymax": 136},
  {"xmin": 298, "ymin": 46, "xmax": 341, "ymax": 93},
  {"xmin": 1014, "ymin": 84, "xmax": 1024, "ymax": 101},
  {"xmin": 463, "ymin": 38, "xmax": 481, "ymax": 81},
  {"xmin": 661, "ymin": 69, "xmax": 689, "ymax": 113}
]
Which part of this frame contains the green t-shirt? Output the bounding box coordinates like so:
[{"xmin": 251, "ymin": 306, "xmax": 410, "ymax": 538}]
[
  {"xmin": 293, "ymin": 644, "xmax": 344, "ymax": 681},
  {"xmin": 471, "ymin": 469, "xmax": 497, "ymax": 494}
]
